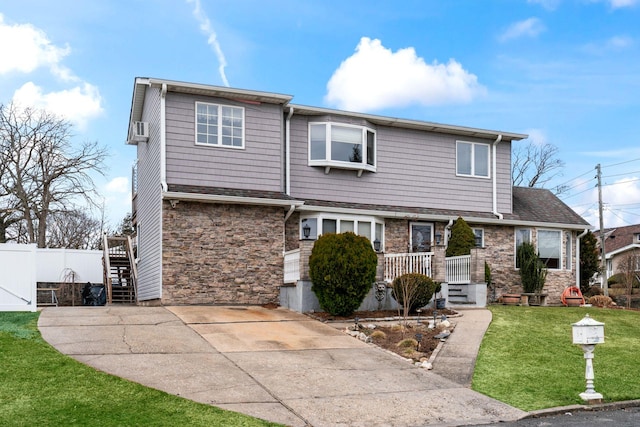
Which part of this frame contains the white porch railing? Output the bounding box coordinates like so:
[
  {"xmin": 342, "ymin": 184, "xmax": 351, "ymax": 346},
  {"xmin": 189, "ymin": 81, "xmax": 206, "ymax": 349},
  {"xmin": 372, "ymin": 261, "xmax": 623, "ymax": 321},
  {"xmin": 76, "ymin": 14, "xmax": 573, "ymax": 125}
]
[
  {"xmin": 446, "ymin": 254, "xmax": 471, "ymax": 284},
  {"xmin": 284, "ymin": 249, "xmax": 301, "ymax": 283},
  {"xmin": 384, "ymin": 252, "xmax": 433, "ymax": 283}
]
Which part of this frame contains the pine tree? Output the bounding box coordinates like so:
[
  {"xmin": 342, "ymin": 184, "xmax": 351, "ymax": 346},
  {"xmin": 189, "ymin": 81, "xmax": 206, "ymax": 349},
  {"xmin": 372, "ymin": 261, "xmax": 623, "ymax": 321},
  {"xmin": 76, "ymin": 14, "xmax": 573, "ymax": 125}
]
[
  {"xmin": 580, "ymin": 231, "xmax": 600, "ymax": 294},
  {"xmin": 445, "ymin": 217, "xmax": 476, "ymax": 257}
]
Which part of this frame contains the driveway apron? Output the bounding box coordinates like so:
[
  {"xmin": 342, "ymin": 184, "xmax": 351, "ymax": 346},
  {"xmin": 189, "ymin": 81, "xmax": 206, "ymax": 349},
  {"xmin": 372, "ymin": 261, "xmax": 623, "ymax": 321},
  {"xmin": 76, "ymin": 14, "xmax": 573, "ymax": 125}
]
[{"xmin": 38, "ymin": 306, "xmax": 525, "ymax": 427}]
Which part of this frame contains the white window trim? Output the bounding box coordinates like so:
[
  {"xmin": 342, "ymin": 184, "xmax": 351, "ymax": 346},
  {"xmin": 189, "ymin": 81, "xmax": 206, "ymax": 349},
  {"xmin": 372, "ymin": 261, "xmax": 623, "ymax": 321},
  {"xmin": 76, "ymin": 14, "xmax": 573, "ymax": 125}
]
[
  {"xmin": 537, "ymin": 229, "xmax": 563, "ymax": 270},
  {"xmin": 473, "ymin": 228, "xmax": 485, "ymax": 248},
  {"xmin": 308, "ymin": 122, "xmax": 377, "ymax": 175},
  {"xmin": 300, "ymin": 214, "xmax": 384, "ymax": 250},
  {"xmin": 195, "ymin": 101, "xmax": 245, "ymax": 149},
  {"xmin": 456, "ymin": 141, "xmax": 491, "ymax": 179},
  {"xmin": 410, "ymin": 222, "xmax": 434, "ymax": 253}
]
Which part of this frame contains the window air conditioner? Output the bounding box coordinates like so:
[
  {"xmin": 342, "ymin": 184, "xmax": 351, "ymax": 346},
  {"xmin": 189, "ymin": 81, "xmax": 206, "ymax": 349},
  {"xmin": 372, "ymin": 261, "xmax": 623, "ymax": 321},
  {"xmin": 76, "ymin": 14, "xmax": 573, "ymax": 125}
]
[{"xmin": 133, "ymin": 121, "xmax": 149, "ymax": 139}]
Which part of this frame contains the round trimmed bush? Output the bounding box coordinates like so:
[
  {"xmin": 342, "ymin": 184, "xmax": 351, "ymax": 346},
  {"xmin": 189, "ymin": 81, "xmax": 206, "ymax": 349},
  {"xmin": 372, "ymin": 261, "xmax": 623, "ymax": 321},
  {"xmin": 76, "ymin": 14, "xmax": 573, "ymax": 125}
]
[
  {"xmin": 391, "ymin": 273, "xmax": 438, "ymax": 311},
  {"xmin": 309, "ymin": 232, "xmax": 378, "ymax": 316}
]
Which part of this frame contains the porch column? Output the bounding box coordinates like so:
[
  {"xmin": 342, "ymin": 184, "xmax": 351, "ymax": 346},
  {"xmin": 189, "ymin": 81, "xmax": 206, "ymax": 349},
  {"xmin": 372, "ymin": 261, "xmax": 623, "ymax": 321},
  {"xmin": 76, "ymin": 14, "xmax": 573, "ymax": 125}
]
[
  {"xmin": 432, "ymin": 245, "xmax": 446, "ymax": 283},
  {"xmin": 299, "ymin": 239, "xmax": 314, "ymax": 280},
  {"xmin": 376, "ymin": 252, "xmax": 385, "ymax": 282},
  {"xmin": 470, "ymin": 248, "xmax": 487, "ymax": 283}
]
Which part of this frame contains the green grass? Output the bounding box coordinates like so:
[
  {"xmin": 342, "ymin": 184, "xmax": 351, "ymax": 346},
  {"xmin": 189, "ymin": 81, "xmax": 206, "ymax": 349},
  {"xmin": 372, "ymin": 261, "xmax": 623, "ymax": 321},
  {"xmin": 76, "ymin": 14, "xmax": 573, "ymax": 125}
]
[
  {"xmin": 473, "ymin": 305, "xmax": 640, "ymax": 411},
  {"xmin": 0, "ymin": 312, "xmax": 283, "ymax": 427}
]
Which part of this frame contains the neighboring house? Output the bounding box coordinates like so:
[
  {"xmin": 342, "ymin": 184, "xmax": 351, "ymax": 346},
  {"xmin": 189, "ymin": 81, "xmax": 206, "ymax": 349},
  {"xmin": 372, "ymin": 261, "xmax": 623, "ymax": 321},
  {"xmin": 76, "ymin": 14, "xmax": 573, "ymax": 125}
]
[
  {"xmin": 596, "ymin": 224, "xmax": 640, "ymax": 281},
  {"xmin": 126, "ymin": 77, "xmax": 591, "ymax": 310}
]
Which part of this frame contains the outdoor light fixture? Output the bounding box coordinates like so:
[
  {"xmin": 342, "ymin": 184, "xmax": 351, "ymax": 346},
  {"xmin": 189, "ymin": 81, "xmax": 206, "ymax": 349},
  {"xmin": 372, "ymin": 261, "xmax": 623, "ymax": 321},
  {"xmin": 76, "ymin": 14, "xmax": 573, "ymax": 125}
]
[
  {"xmin": 302, "ymin": 223, "xmax": 311, "ymax": 239},
  {"xmin": 373, "ymin": 238, "xmax": 381, "ymax": 252},
  {"xmin": 415, "ymin": 333, "xmax": 423, "ymax": 351},
  {"xmin": 435, "ymin": 232, "xmax": 442, "ymax": 245}
]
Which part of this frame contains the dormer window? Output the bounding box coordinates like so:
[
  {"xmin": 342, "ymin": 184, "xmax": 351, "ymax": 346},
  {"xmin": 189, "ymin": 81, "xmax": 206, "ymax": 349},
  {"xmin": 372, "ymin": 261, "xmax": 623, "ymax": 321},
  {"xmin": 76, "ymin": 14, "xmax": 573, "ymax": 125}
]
[{"xmin": 309, "ymin": 122, "xmax": 376, "ymax": 176}]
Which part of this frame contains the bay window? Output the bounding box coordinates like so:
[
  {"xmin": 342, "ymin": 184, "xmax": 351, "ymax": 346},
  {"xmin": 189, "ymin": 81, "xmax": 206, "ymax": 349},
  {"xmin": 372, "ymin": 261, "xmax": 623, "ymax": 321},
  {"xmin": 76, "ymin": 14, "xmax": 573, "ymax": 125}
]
[
  {"xmin": 300, "ymin": 214, "xmax": 384, "ymax": 250},
  {"xmin": 309, "ymin": 122, "xmax": 376, "ymax": 174}
]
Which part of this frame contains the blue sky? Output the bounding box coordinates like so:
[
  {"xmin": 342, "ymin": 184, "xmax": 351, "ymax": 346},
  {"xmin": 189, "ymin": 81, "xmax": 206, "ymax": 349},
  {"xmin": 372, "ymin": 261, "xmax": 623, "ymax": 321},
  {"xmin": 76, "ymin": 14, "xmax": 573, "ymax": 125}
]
[{"xmin": 1, "ymin": 0, "xmax": 640, "ymax": 229}]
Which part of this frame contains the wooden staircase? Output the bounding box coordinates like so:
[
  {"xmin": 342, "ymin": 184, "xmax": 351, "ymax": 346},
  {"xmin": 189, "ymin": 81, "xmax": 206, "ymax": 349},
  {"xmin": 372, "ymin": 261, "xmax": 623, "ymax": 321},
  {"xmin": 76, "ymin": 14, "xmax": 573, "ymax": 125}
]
[{"xmin": 102, "ymin": 234, "xmax": 138, "ymax": 304}]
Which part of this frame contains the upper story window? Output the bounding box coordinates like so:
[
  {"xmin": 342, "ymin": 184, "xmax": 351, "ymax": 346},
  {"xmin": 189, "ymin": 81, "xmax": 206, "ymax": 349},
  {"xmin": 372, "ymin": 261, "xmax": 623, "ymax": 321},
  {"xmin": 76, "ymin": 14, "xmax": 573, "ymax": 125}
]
[
  {"xmin": 456, "ymin": 141, "xmax": 490, "ymax": 178},
  {"xmin": 309, "ymin": 122, "xmax": 376, "ymax": 175},
  {"xmin": 195, "ymin": 102, "xmax": 244, "ymax": 149}
]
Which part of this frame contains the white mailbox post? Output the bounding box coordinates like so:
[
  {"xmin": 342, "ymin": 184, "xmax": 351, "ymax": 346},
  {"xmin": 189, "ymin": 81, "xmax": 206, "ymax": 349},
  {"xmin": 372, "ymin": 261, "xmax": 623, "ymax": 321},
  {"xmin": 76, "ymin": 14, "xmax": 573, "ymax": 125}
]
[{"xmin": 572, "ymin": 314, "xmax": 605, "ymax": 402}]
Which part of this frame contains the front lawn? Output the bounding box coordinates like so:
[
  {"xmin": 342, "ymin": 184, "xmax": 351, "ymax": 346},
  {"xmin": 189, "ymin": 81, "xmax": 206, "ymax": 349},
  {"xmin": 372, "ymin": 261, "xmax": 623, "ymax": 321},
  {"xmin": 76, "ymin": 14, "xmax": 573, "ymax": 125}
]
[
  {"xmin": 0, "ymin": 312, "xmax": 282, "ymax": 427},
  {"xmin": 473, "ymin": 305, "xmax": 640, "ymax": 411}
]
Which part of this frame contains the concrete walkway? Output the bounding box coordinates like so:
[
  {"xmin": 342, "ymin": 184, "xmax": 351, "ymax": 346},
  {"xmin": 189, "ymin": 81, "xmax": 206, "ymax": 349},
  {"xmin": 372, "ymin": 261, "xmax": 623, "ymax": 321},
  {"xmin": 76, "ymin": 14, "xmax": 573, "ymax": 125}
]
[{"xmin": 38, "ymin": 306, "xmax": 525, "ymax": 427}]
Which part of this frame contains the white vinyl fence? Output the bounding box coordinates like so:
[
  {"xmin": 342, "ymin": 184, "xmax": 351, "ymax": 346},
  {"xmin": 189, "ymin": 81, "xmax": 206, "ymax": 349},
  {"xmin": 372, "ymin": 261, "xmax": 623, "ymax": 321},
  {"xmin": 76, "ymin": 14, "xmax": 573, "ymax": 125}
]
[{"xmin": 0, "ymin": 244, "xmax": 103, "ymax": 312}]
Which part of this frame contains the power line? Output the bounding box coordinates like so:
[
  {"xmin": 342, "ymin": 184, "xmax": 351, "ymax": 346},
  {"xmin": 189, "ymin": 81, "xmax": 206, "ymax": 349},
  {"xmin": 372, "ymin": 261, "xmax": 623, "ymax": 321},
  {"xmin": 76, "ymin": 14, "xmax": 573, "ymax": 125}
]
[
  {"xmin": 602, "ymin": 170, "xmax": 640, "ymax": 179},
  {"xmin": 601, "ymin": 177, "xmax": 640, "ymax": 187},
  {"xmin": 554, "ymin": 168, "xmax": 596, "ymax": 191},
  {"xmin": 600, "ymin": 157, "xmax": 640, "ymax": 169}
]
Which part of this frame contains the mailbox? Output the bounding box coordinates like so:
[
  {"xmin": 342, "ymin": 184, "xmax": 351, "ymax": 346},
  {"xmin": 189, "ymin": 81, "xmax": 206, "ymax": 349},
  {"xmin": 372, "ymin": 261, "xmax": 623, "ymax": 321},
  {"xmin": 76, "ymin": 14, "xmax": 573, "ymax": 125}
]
[
  {"xmin": 571, "ymin": 313, "xmax": 605, "ymax": 402},
  {"xmin": 572, "ymin": 314, "xmax": 605, "ymax": 345}
]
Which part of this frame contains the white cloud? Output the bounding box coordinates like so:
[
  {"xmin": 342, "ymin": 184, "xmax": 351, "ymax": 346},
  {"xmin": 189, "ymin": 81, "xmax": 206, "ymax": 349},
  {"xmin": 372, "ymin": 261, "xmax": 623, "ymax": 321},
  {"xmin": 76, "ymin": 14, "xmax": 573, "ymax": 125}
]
[
  {"xmin": 608, "ymin": 0, "xmax": 638, "ymax": 9},
  {"xmin": 13, "ymin": 82, "xmax": 103, "ymax": 130},
  {"xmin": 499, "ymin": 18, "xmax": 546, "ymax": 42},
  {"xmin": 0, "ymin": 13, "xmax": 75, "ymax": 81},
  {"xmin": 186, "ymin": 0, "xmax": 230, "ymax": 87},
  {"xmin": 573, "ymin": 176, "xmax": 640, "ymax": 228},
  {"xmin": 582, "ymin": 35, "xmax": 634, "ymax": 54},
  {"xmin": 524, "ymin": 129, "xmax": 549, "ymax": 146},
  {"xmin": 324, "ymin": 37, "xmax": 486, "ymax": 112},
  {"xmin": 105, "ymin": 177, "xmax": 129, "ymax": 194},
  {"xmin": 528, "ymin": 0, "xmax": 561, "ymax": 10}
]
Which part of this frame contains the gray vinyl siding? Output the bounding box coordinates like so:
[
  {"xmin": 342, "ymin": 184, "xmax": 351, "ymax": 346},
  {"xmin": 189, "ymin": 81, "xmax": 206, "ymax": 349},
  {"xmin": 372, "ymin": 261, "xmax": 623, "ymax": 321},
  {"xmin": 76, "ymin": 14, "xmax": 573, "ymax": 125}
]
[
  {"xmin": 135, "ymin": 87, "xmax": 163, "ymax": 301},
  {"xmin": 289, "ymin": 115, "xmax": 513, "ymax": 214},
  {"xmin": 164, "ymin": 93, "xmax": 283, "ymax": 192}
]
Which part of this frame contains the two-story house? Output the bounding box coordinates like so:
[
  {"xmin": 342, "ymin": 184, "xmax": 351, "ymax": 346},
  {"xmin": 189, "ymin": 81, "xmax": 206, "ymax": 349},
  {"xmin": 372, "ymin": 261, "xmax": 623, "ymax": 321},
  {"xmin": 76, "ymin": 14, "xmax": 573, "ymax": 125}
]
[{"xmin": 126, "ymin": 77, "xmax": 590, "ymax": 310}]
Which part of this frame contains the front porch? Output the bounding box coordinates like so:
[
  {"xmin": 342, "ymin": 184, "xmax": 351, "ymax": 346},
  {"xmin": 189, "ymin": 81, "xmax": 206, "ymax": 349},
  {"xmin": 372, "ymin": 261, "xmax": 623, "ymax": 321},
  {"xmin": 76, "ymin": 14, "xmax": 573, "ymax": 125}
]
[{"xmin": 281, "ymin": 241, "xmax": 488, "ymax": 312}]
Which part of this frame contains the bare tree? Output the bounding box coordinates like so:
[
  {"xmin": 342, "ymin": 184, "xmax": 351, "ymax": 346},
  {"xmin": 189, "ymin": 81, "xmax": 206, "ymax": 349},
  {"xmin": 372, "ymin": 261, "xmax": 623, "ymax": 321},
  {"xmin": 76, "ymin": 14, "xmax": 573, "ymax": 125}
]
[
  {"xmin": 47, "ymin": 210, "xmax": 102, "ymax": 249},
  {"xmin": 618, "ymin": 250, "xmax": 640, "ymax": 309},
  {"xmin": 512, "ymin": 141, "xmax": 565, "ymax": 193},
  {"xmin": 0, "ymin": 102, "xmax": 108, "ymax": 247}
]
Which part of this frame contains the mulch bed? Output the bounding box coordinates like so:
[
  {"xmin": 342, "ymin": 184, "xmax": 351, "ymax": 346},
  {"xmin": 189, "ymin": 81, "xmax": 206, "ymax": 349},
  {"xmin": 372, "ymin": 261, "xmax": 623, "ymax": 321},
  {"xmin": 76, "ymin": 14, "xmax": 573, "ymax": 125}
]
[{"xmin": 306, "ymin": 308, "xmax": 458, "ymax": 362}]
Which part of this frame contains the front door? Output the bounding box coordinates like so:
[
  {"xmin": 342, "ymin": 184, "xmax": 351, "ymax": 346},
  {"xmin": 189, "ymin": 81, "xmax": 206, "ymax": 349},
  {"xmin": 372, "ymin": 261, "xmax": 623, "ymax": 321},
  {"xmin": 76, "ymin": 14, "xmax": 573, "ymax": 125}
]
[{"xmin": 410, "ymin": 222, "xmax": 433, "ymax": 252}]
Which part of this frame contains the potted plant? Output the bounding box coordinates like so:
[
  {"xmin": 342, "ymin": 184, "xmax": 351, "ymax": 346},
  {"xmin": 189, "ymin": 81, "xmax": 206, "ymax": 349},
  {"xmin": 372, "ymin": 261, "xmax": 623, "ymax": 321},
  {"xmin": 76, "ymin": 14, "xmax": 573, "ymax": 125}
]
[
  {"xmin": 517, "ymin": 242, "xmax": 548, "ymax": 306},
  {"xmin": 434, "ymin": 282, "xmax": 446, "ymax": 309}
]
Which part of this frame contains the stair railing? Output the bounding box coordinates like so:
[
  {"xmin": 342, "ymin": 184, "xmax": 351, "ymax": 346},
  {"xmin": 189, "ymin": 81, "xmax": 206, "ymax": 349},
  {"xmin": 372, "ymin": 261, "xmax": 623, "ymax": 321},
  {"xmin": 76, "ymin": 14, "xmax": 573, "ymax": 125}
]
[
  {"xmin": 126, "ymin": 235, "xmax": 138, "ymax": 303},
  {"xmin": 102, "ymin": 232, "xmax": 113, "ymax": 304}
]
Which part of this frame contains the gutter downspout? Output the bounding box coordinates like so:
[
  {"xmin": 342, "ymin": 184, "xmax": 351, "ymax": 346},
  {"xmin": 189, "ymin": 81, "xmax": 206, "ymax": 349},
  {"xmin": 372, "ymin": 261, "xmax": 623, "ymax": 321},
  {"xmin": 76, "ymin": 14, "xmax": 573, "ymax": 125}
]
[
  {"xmin": 576, "ymin": 229, "xmax": 589, "ymax": 289},
  {"xmin": 492, "ymin": 134, "xmax": 503, "ymax": 219},
  {"xmin": 160, "ymin": 83, "xmax": 168, "ymax": 192},
  {"xmin": 285, "ymin": 107, "xmax": 294, "ymax": 196},
  {"xmin": 444, "ymin": 219, "xmax": 454, "ymax": 247}
]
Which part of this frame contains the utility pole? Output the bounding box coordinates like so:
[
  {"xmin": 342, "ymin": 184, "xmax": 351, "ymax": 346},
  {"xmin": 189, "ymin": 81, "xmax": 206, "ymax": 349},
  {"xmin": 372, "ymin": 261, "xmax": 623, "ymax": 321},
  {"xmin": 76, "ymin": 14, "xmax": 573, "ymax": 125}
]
[{"xmin": 596, "ymin": 164, "xmax": 608, "ymax": 296}]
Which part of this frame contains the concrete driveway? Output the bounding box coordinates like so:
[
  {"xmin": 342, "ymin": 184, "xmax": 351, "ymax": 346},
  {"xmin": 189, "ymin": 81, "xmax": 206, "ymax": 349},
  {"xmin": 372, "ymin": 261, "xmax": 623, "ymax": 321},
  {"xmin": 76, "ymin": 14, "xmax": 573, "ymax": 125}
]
[{"xmin": 38, "ymin": 305, "xmax": 525, "ymax": 427}]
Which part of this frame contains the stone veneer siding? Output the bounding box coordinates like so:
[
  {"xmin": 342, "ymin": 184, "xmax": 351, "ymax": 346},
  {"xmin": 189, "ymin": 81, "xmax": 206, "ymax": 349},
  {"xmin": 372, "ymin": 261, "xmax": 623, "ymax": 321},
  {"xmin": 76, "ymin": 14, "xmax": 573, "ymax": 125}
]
[
  {"xmin": 478, "ymin": 224, "xmax": 576, "ymax": 304},
  {"xmin": 285, "ymin": 211, "xmax": 300, "ymax": 252},
  {"xmin": 162, "ymin": 201, "xmax": 284, "ymax": 305}
]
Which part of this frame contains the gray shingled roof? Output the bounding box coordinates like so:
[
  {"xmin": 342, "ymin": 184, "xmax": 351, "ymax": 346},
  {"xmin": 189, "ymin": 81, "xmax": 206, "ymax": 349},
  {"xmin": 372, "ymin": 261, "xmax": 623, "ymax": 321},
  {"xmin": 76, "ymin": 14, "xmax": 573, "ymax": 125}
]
[
  {"xmin": 511, "ymin": 187, "xmax": 590, "ymax": 227},
  {"xmin": 595, "ymin": 223, "xmax": 640, "ymax": 253},
  {"xmin": 165, "ymin": 184, "xmax": 591, "ymax": 228}
]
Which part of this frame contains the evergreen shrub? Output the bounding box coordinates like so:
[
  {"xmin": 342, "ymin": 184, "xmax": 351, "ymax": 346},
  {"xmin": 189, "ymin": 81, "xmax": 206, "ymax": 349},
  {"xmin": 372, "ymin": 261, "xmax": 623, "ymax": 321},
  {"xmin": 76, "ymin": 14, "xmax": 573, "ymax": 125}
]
[
  {"xmin": 391, "ymin": 273, "xmax": 438, "ymax": 311},
  {"xmin": 309, "ymin": 232, "xmax": 378, "ymax": 316}
]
